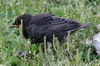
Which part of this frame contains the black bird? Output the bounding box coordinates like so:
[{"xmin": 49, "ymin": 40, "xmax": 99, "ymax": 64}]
[{"xmin": 10, "ymin": 14, "xmax": 92, "ymax": 43}]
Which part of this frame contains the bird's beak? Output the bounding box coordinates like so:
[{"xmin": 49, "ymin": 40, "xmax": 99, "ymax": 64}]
[{"xmin": 9, "ymin": 25, "xmax": 18, "ymax": 28}]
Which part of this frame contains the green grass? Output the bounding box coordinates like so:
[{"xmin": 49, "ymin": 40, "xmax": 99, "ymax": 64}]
[{"xmin": 0, "ymin": 0, "xmax": 100, "ymax": 66}]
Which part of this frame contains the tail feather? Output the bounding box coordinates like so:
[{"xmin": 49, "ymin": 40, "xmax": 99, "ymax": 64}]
[
  {"xmin": 79, "ymin": 22, "xmax": 93, "ymax": 28},
  {"xmin": 69, "ymin": 22, "xmax": 92, "ymax": 32}
]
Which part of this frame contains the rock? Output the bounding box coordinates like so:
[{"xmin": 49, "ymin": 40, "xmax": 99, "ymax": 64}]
[{"xmin": 93, "ymin": 32, "xmax": 100, "ymax": 55}]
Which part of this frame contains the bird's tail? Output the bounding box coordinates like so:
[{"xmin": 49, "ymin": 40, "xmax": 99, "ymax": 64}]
[
  {"xmin": 79, "ymin": 22, "xmax": 92, "ymax": 29},
  {"xmin": 69, "ymin": 22, "xmax": 92, "ymax": 32}
]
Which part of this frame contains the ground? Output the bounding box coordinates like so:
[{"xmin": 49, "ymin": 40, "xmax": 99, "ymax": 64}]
[{"xmin": 0, "ymin": 0, "xmax": 100, "ymax": 66}]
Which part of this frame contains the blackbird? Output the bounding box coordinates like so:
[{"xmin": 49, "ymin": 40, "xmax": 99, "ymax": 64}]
[{"xmin": 10, "ymin": 14, "xmax": 92, "ymax": 43}]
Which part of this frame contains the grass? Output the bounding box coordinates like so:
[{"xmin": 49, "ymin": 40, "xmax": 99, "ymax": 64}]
[{"xmin": 0, "ymin": 0, "xmax": 100, "ymax": 66}]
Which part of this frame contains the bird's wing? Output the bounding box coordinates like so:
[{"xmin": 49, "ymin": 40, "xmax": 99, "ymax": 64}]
[
  {"xmin": 28, "ymin": 16, "xmax": 81, "ymax": 35},
  {"xmin": 26, "ymin": 17, "xmax": 81, "ymax": 36},
  {"xmin": 48, "ymin": 16, "xmax": 81, "ymax": 31},
  {"xmin": 30, "ymin": 14, "xmax": 81, "ymax": 29},
  {"xmin": 29, "ymin": 13, "xmax": 81, "ymax": 29}
]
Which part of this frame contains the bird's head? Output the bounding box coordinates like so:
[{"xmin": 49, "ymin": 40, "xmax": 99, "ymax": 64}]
[{"xmin": 10, "ymin": 14, "xmax": 32, "ymax": 28}]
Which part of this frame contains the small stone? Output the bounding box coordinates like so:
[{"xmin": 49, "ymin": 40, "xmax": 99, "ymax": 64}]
[{"xmin": 18, "ymin": 50, "xmax": 27, "ymax": 58}]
